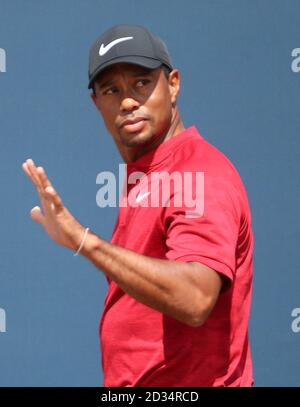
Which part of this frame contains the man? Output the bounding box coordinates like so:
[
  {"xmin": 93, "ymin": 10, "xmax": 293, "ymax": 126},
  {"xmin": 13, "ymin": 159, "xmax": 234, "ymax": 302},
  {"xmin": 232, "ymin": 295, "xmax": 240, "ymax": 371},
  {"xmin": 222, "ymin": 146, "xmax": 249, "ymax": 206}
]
[{"xmin": 22, "ymin": 24, "xmax": 254, "ymax": 386}]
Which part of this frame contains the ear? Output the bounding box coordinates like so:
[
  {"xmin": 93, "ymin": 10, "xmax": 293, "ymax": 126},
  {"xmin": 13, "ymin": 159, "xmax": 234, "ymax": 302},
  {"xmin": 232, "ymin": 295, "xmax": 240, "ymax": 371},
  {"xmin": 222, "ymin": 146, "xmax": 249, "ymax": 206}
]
[
  {"xmin": 90, "ymin": 92, "xmax": 97, "ymax": 106},
  {"xmin": 168, "ymin": 69, "xmax": 180, "ymax": 105},
  {"xmin": 90, "ymin": 91, "xmax": 102, "ymax": 112}
]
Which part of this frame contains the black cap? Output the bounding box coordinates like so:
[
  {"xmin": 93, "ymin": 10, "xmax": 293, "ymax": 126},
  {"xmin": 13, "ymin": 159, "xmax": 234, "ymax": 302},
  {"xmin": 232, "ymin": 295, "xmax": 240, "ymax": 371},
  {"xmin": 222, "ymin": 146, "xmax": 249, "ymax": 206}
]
[{"xmin": 88, "ymin": 24, "xmax": 173, "ymax": 89}]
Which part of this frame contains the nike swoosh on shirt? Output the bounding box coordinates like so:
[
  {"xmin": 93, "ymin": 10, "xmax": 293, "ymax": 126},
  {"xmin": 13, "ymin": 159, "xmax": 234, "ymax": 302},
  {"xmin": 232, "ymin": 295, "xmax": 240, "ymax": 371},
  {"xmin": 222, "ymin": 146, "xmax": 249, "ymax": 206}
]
[
  {"xmin": 136, "ymin": 191, "xmax": 151, "ymax": 204},
  {"xmin": 99, "ymin": 36, "xmax": 134, "ymax": 56}
]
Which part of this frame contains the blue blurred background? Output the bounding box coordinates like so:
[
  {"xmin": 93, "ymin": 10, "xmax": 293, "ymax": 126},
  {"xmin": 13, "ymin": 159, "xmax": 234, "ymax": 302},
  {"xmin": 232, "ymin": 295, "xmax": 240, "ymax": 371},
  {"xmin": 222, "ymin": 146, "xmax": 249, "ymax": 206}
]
[{"xmin": 0, "ymin": 0, "xmax": 299, "ymax": 386}]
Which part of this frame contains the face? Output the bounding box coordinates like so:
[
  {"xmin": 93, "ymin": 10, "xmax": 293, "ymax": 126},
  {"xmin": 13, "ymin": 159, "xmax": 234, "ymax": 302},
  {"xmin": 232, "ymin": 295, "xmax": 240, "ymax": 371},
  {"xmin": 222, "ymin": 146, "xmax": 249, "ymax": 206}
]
[{"xmin": 91, "ymin": 63, "xmax": 181, "ymax": 162}]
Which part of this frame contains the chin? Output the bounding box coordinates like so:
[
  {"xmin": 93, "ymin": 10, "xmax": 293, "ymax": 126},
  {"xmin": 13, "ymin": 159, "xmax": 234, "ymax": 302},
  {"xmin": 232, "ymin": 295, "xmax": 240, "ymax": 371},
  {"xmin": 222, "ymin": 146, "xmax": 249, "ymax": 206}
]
[{"xmin": 120, "ymin": 129, "xmax": 154, "ymax": 148}]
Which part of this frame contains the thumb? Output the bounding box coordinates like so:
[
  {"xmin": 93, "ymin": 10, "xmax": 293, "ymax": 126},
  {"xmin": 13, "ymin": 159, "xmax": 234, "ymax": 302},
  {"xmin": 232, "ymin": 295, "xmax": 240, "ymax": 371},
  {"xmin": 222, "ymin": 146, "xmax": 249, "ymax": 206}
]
[{"xmin": 30, "ymin": 206, "xmax": 44, "ymax": 225}]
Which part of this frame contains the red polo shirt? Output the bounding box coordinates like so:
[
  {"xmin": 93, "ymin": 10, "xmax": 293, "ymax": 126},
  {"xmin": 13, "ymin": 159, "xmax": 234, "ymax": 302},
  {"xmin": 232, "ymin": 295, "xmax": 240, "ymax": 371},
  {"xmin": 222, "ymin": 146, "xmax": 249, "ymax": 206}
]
[{"xmin": 99, "ymin": 126, "xmax": 254, "ymax": 386}]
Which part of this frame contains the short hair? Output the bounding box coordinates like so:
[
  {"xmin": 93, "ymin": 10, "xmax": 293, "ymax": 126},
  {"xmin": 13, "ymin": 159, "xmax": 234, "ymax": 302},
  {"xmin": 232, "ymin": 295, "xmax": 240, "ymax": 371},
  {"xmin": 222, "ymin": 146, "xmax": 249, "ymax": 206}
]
[
  {"xmin": 161, "ymin": 64, "xmax": 172, "ymax": 78},
  {"xmin": 91, "ymin": 64, "xmax": 172, "ymax": 95}
]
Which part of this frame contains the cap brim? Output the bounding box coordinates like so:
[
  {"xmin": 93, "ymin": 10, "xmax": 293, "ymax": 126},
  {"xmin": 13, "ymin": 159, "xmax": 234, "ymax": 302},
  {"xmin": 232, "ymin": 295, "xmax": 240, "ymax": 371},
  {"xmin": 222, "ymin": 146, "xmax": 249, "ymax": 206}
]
[{"xmin": 88, "ymin": 56, "xmax": 163, "ymax": 89}]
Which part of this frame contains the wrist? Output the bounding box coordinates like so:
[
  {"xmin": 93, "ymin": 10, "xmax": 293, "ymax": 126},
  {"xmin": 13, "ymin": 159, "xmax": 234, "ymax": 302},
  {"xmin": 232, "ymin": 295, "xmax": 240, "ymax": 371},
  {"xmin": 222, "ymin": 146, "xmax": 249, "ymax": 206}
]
[
  {"xmin": 73, "ymin": 227, "xmax": 90, "ymax": 256},
  {"xmin": 79, "ymin": 230, "xmax": 101, "ymax": 257}
]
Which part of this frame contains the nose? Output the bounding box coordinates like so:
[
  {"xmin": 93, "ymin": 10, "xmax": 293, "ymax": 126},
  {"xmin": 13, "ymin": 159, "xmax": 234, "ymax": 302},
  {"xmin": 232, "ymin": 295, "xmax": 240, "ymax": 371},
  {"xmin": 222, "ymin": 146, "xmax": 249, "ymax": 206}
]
[{"xmin": 120, "ymin": 96, "xmax": 140, "ymax": 113}]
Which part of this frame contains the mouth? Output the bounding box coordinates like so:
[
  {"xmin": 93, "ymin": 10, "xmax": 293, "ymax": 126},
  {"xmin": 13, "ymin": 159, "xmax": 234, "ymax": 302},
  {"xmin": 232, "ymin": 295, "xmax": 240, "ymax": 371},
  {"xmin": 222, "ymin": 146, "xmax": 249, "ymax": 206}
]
[{"xmin": 120, "ymin": 117, "xmax": 148, "ymax": 134}]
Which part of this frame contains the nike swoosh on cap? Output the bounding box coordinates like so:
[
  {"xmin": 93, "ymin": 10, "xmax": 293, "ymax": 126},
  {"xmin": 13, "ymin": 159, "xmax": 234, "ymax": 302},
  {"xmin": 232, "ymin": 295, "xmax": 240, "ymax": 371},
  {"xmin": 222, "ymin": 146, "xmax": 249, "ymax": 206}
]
[{"xmin": 99, "ymin": 36, "xmax": 134, "ymax": 56}]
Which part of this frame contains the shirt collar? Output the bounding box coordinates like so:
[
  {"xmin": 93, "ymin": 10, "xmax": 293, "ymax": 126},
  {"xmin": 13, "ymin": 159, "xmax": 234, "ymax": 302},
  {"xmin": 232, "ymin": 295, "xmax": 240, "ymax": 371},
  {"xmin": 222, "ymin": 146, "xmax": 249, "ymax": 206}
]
[{"xmin": 126, "ymin": 126, "xmax": 202, "ymax": 172}]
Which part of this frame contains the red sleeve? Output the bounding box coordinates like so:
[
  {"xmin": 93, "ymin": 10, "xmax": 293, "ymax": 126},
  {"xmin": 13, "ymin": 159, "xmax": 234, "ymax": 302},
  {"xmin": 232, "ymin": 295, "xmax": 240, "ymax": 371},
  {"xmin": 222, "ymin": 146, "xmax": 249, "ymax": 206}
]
[{"xmin": 164, "ymin": 174, "xmax": 241, "ymax": 282}]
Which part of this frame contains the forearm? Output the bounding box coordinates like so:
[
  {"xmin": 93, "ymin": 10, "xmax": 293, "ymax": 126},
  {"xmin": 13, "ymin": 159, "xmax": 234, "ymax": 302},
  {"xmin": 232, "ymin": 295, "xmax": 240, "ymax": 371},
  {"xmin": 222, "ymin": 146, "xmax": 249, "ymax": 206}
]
[{"xmin": 81, "ymin": 231, "xmax": 207, "ymax": 326}]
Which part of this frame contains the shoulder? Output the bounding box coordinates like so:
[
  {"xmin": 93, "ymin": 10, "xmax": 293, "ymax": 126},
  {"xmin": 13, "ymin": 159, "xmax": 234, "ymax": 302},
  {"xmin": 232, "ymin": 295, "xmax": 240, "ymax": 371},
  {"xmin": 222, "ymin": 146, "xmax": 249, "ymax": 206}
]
[
  {"xmin": 171, "ymin": 128, "xmax": 251, "ymax": 217},
  {"xmin": 173, "ymin": 129, "xmax": 242, "ymax": 184}
]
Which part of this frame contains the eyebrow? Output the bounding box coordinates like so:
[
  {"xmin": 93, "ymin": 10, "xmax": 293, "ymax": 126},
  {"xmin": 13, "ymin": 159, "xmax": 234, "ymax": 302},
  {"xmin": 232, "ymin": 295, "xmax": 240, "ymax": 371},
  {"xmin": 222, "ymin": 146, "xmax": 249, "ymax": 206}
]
[
  {"xmin": 97, "ymin": 68, "xmax": 154, "ymax": 90},
  {"xmin": 98, "ymin": 79, "xmax": 115, "ymax": 90}
]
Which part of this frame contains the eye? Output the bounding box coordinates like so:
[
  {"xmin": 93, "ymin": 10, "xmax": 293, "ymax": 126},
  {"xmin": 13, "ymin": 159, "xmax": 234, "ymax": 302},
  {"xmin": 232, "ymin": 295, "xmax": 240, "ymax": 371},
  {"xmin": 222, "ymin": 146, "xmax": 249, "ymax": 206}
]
[
  {"xmin": 103, "ymin": 86, "xmax": 119, "ymax": 96},
  {"xmin": 136, "ymin": 79, "xmax": 151, "ymax": 88}
]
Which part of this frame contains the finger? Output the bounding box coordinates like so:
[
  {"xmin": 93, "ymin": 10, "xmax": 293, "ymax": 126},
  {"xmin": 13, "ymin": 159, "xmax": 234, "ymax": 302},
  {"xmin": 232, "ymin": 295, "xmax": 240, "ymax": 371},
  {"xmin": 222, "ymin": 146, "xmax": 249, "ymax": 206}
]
[
  {"xmin": 25, "ymin": 160, "xmax": 55, "ymax": 215},
  {"xmin": 23, "ymin": 161, "xmax": 42, "ymax": 192},
  {"xmin": 22, "ymin": 162, "xmax": 31, "ymax": 179},
  {"xmin": 30, "ymin": 206, "xmax": 45, "ymax": 225},
  {"xmin": 45, "ymin": 186, "xmax": 64, "ymax": 212},
  {"xmin": 24, "ymin": 159, "xmax": 64, "ymax": 215},
  {"xmin": 37, "ymin": 166, "xmax": 54, "ymax": 189},
  {"xmin": 23, "ymin": 161, "xmax": 48, "ymax": 213},
  {"xmin": 26, "ymin": 159, "xmax": 44, "ymax": 191}
]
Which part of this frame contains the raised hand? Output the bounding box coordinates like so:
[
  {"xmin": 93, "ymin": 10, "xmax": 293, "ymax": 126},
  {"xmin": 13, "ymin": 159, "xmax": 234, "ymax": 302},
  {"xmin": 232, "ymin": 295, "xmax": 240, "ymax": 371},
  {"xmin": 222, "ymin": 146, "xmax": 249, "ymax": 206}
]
[{"xmin": 22, "ymin": 158, "xmax": 86, "ymax": 252}]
